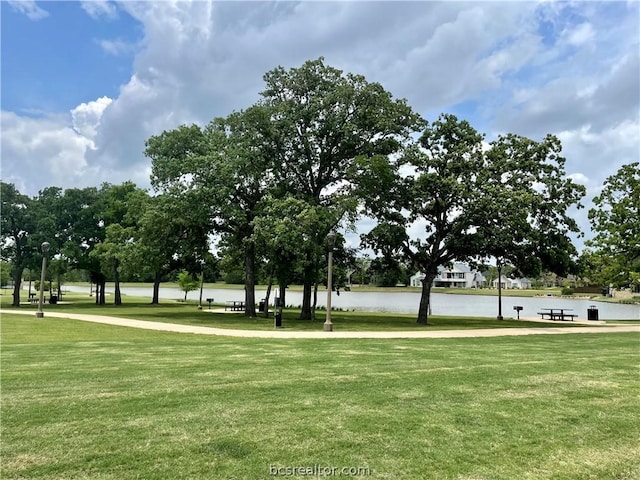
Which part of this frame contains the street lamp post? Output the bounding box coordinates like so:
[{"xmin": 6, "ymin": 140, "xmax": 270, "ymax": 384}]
[
  {"xmin": 36, "ymin": 242, "xmax": 50, "ymax": 318},
  {"xmin": 323, "ymin": 231, "xmax": 336, "ymax": 332},
  {"xmin": 198, "ymin": 259, "xmax": 205, "ymax": 310}
]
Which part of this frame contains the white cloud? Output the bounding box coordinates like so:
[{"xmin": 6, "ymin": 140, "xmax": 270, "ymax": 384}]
[
  {"xmin": 564, "ymin": 22, "xmax": 595, "ymax": 46},
  {"xmin": 71, "ymin": 96, "xmax": 113, "ymax": 140},
  {"xmin": 97, "ymin": 38, "xmax": 135, "ymax": 56},
  {"xmin": 2, "ymin": 0, "xmax": 638, "ymax": 250},
  {"xmin": 7, "ymin": 0, "xmax": 48, "ymax": 20},
  {"xmin": 81, "ymin": 0, "xmax": 117, "ymax": 20},
  {"xmin": 568, "ymin": 173, "xmax": 589, "ymax": 186},
  {"xmin": 1, "ymin": 111, "xmax": 93, "ymax": 191}
]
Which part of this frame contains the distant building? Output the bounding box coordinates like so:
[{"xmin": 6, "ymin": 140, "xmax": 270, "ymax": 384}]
[
  {"xmin": 410, "ymin": 263, "xmax": 486, "ymax": 288},
  {"xmin": 492, "ymin": 275, "xmax": 532, "ymax": 289}
]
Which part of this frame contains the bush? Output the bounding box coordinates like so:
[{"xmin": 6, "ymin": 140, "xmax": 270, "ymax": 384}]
[
  {"xmin": 223, "ymin": 269, "xmax": 245, "ymax": 284},
  {"xmin": 561, "ymin": 287, "xmax": 574, "ymax": 296},
  {"xmin": 33, "ymin": 281, "xmax": 58, "ymax": 292}
]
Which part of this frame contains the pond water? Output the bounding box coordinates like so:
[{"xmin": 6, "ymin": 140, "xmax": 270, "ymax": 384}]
[{"xmin": 62, "ymin": 285, "xmax": 640, "ymax": 320}]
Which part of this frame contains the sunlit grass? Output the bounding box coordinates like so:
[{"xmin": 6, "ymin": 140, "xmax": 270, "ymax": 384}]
[{"xmin": 1, "ymin": 314, "xmax": 638, "ymax": 479}]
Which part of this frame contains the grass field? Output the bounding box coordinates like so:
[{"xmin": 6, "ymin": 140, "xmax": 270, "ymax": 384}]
[{"xmin": 1, "ymin": 313, "xmax": 638, "ymax": 479}]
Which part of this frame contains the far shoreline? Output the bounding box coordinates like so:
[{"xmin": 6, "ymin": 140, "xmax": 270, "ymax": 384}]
[{"xmin": 43, "ymin": 282, "xmax": 639, "ymax": 305}]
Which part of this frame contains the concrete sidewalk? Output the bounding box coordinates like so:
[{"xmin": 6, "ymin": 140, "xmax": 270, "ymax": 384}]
[{"xmin": 4, "ymin": 309, "xmax": 639, "ymax": 339}]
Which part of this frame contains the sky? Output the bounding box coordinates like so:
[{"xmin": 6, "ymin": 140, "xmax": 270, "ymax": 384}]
[{"xmin": 1, "ymin": 0, "xmax": 639, "ymax": 251}]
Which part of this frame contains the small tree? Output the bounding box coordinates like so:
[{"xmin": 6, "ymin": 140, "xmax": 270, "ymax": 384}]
[{"xmin": 177, "ymin": 270, "xmax": 199, "ymax": 302}]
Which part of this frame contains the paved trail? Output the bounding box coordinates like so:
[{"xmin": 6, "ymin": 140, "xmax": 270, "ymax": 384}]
[{"xmin": 4, "ymin": 310, "xmax": 639, "ymax": 339}]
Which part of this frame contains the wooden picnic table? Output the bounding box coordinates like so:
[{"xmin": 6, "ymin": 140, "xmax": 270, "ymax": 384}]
[
  {"xmin": 538, "ymin": 308, "xmax": 576, "ymax": 321},
  {"xmin": 225, "ymin": 300, "xmax": 245, "ymax": 312}
]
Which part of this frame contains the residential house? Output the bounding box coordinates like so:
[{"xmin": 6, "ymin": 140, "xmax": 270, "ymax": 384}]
[
  {"xmin": 410, "ymin": 263, "xmax": 486, "ymax": 288},
  {"xmin": 492, "ymin": 275, "xmax": 532, "ymax": 289}
]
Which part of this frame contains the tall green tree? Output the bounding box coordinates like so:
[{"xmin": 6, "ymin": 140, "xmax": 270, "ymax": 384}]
[
  {"xmin": 361, "ymin": 115, "xmax": 585, "ymax": 325},
  {"xmin": 361, "ymin": 114, "xmax": 485, "ymax": 324},
  {"xmin": 148, "ymin": 107, "xmax": 275, "ymax": 317},
  {"xmin": 253, "ymin": 195, "xmax": 345, "ymax": 317},
  {"xmin": 127, "ymin": 192, "xmax": 210, "ymax": 304},
  {"xmin": 49, "ymin": 186, "xmax": 107, "ymax": 303},
  {"xmin": 90, "ymin": 224, "xmax": 133, "ymax": 305},
  {"xmin": 587, "ymin": 162, "xmax": 640, "ymax": 289},
  {"xmin": 83, "ymin": 182, "xmax": 148, "ymax": 305},
  {"xmin": 473, "ymin": 134, "xmax": 585, "ymax": 318},
  {"xmin": 1, "ymin": 182, "xmax": 40, "ymax": 306},
  {"xmin": 260, "ymin": 57, "xmax": 422, "ymax": 319}
]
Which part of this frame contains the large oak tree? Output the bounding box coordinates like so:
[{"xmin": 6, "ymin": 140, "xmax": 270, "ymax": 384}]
[
  {"xmin": 587, "ymin": 162, "xmax": 640, "ymax": 289},
  {"xmin": 361, "ymin": 115, "xmax": 585, "ymax": 325},
  {"xmin": 260, "ymin": 57, "xmax": 422, "ymax": 319},
  {"xmin": 147, "ymin": 107, "xmax": 275, "ymax": 316}
]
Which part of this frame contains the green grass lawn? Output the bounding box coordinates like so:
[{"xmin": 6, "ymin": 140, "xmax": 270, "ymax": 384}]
[
  {"xmin": 1, "ymin": 314, "xmax": 638, "ymax": 479},
  {"xmin": 2, "ymin": 293, "xmax": 587, "ymax": 332}
]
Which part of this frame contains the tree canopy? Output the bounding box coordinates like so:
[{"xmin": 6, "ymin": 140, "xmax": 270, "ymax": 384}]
[
  {"xmin": 360, "ymin": 114, "xmax": 585, "ymax": 324},
  {"xmin": 587, "ymin": 162, "xmax": 640, "ymax": 289},
  {"xmin": 1, "ymin": 58, "xmax": 599, "ymax": 323}
]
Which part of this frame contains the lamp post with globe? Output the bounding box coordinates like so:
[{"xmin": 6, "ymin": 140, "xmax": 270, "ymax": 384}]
[{"xmin": 323, "ymin": 231, "xmax": 336, "ymax": 332}]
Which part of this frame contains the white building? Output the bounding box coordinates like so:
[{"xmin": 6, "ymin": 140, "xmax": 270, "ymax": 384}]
[
  {"xmin": 410, "ymin": 263, "xmax": 486, "ymax": 288},
  {"xmin": 492, "ymin": 276, "xmax": 532, "ymax": 289}
]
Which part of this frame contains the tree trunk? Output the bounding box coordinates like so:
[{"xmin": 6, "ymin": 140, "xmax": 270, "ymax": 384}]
[
  {"xmin": 264, "ymin": 272, "xmax": 273, "ymax": 318},
  {"xmin": 152, "ymin": 271, "xmax": 161, "ymax": 304},
  {"xmin": 11, "ymin": 267, "xmax": 24, "ymax": 307},
  {"xmin": 300, "ymin": 279, "xmax": 313, "ymax": 320},
  {"xmin": 244, "ymin": 242, "xmax": 256, "ymax": 317},
  {"xmin": 417, "ymin": 272, "xmax": 437, "ymax": 325},
  {"xmin": 98, "ymin": 278, "xmax": 106, "ymax": 305},
  {"xmin": 312, "ymin": 282, "xmax": 319, "ymax": 315},
  {"xmin": 114, "ymin": 262, "xmax": 122, "ymax": 305},
  {"xmin": 299, "ymin": 260, "xmax": 315, "ymax": 320}
]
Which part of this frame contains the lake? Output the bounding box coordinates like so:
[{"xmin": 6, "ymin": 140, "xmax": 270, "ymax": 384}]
[{"xmin": 62, "ymin": 285, "xmax": 640, "ymax": 320}]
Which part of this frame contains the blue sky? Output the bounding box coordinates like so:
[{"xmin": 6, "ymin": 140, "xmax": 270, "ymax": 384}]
[
  {"xmin": 1, "ymin": 0, "xmax": 639, "ymax": 248},
  {"xmin": 2, "ymin": 2, "xmax": 140, "ymax": 114}
]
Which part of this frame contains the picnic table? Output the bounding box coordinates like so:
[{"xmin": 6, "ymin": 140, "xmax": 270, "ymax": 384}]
[
  {"xmin": 537, "ymin": 308, "xmax": 576, "ymax": 321},
  {"xmin": 225, "ymin": 300, "xmax": 245, "ymax": 312}
]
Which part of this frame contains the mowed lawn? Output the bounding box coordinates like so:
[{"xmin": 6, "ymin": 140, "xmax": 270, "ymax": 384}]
[{"xmin": 1, "ymin": 314, "xmax": 638, "ymax": 480}]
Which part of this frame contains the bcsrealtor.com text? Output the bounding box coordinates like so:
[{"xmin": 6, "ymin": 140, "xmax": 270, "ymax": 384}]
[{"xmin": 269, "ymin": 464, "xmax": 371, "ymax": 477}]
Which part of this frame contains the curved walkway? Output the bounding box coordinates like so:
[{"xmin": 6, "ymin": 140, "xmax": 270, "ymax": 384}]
[{"xmin": 4, "ymin": 310, "xmax": 639, "ymax": 339}]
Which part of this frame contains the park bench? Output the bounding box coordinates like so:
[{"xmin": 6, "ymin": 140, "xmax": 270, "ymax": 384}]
[
  {"xmin": 29, "ymin": 293, "xmax": 45, "ymax": 304},
  {"xmin": 225, "ymin": 300, "xmax": 245, "ymax": 311},
  {"xmin": 538, "ymin": 308, "xmax": 576, "ymax": 321}
]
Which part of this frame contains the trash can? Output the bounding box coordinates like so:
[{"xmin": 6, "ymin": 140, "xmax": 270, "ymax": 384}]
[
  {"xmin": 259, "ymin": 299, "xmax": 266, "ymax": 312},
  {"xmin": 49, "ymin": 295, "xmax": 58, "ymax": 304},
  {"xmin": 587, "ymin": 305, "xmax": 599, "ymax": 321},
  {"xmin": 274, "ymin": 311, "xmax": 282, "ymax": 328}
]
